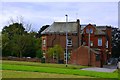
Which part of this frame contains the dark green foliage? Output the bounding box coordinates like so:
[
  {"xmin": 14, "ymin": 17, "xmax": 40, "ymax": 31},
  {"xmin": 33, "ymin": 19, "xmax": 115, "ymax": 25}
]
[
  {"xmin": 36, "ymin": 50, "xmax": 43, "ymax": 58},
  {"xmin": 37, "ymin": 25, "xmax": 49, "ymax": 37},
  {"xmin": 35, "ymin": 38, "xmax": 43, "ymax": 58},
  {"xmin": 41, "ymin": 58, "xmax": 45, "ymax": 63},
  {"xmin": 2, "ymin": 22, "xmax": 43, "ymax": 58},
  {"xmin": 47, "ymin": 45, "xmax": 64, "ymax": 63},
  {"xmin": 112, "ymin": 27, "xmax": 120, "ymax": 58}
]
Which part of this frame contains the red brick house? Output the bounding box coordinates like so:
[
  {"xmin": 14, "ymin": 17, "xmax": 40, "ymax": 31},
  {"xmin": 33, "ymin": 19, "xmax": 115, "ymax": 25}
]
[
  {"xmin": 41, "ymin": 19, "xmax": 81, "ymax": 63},
  {"xmin": 41, "ymin": 19, "xmax": 111, "ymax": 67},
  {"xmin": 70, "ymin": 24, "xmax": 112, "ymax": 67}
]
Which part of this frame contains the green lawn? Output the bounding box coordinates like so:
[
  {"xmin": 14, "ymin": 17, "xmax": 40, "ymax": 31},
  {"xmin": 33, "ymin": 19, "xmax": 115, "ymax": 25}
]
[
  {"xmin": 2, "ymin": 60, "xmax": 88, "ymax": 69},
  {"xmin": 1, "ymin": 60, "xmax": 118, "ymax": 78},
  {"xmin": 2, "ymin": 70, "xmax": 91, "ymax": 78}
]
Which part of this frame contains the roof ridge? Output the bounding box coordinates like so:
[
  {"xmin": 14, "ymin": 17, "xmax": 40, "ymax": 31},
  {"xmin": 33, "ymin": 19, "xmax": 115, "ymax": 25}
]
[{"xmin": 54, "ymin": 21, "xmax": 77, "ymax": 23}]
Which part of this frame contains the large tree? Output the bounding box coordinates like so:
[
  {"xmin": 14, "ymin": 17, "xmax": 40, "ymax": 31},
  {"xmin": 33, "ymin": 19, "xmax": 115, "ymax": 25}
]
[
  {"xmin": 2, "ymin": 16, "xmax": 44, "ymax": 59},
  {"xmin": 112, "ymin": 27, "xmax": 120, "ymax": 58},
  {"xmin": 2, "ymin": 22, "xmax": 39, "ymax": 58},
  {"xmin": 2, "ymin": 23, "xmax": 26, "ymax": 57}
]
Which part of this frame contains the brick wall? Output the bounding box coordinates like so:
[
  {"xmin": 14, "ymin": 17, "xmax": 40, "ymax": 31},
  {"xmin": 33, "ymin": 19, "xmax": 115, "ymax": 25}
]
[
  {"xmin": 42, "ymin": 33, "xmax": 80, "ymax": 63},
  {"xmin": 70, "ymin": 46, "xmax": 101, "ymax": 67}
]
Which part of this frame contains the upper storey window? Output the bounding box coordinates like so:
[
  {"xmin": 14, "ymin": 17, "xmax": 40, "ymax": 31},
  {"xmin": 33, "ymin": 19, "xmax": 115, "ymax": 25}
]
[
  {"xmin": 90, "ymin": 29, "xmax": 93, "ymax": 33},
  {"xmin": 67, "ymin": 38, "xmax": 72, "ymax": 46},
  {"xmin": 86, "ymin": 28, "xmax": 93, "ymax": 34},
  {"xmin": 98, "ymin": 38, "xmax": 102, "ymax": 46},
  {"xmin": 86, "ymin": 29, "xmax": 89, "ymax": 33},
  {"xmin": 42, "ymin": 39, "xmax": 46, "ymax": 47}
]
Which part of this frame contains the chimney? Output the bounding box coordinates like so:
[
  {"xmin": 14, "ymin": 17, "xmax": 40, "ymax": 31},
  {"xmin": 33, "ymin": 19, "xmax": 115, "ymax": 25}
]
[
  {"xmin": 77, "ymin": 19, "xmax": 80, "ymax": 24},
  {"xmin": 77, "ymin": 19, "xmax": 81, "ymax": 47}
]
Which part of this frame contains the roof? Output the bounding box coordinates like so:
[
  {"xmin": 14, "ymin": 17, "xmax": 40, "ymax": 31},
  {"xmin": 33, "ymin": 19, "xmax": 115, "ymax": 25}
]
[
  {"xmin": 95, "ymin": 29, "xmax": 106, "ymax": 35},
  {"xmin": 81, "ymin": 24, "xmax": 96, "ymax": 30},
  {"xmin": 85, "ymin": 46, "xmax": 100, "ymax": 54},
  {"xmin": 41, "ymin": 21, "xmax": 110, "ymax": 35},
  {"xmin": 96, "ymin": 26, "xmax": 107, "ymax": 31},
  {"xmin": 41, "ymin": 21, "xmax": 78, "ymax": 34},
  {"xmin": 80, "ymin": 46, "xmax": 100, "ymax": 54},
  {"xmin": 81, "ymin": 24, "xmax": 107, "ymax": 35}
]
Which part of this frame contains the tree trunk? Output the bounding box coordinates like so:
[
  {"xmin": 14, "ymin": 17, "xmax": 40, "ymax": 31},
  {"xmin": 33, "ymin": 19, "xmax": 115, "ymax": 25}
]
[{"xmin": 19, "ymin": 51, "xmax": 22, "ymax": 58}]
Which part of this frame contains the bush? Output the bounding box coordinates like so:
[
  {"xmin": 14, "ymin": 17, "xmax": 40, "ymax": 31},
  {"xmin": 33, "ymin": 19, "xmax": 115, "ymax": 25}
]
[{"xmin": 36, "ymin": 50, "xmax": 43, "ymax": 58}]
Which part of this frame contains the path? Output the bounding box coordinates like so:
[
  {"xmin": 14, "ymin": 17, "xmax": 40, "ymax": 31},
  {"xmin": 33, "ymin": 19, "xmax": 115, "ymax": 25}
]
[{"xmin": 81, "ymin": 65, "xmax": 117, "ymax": 72}]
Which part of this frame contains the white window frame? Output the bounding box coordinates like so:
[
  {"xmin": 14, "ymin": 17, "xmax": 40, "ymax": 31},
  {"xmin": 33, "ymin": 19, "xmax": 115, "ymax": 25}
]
[
  {"xmin": 43, "ymin": 39, "xmax": 46, "ymax": 47},
  {"xmin": 64, "ymin": 50, "xmax": 71, "ymax": 61},
  {"xmin": 106, "ymin": 40, "xmax": 108, "ymax": 48},
  {"xmin": 43, "ymin": 50, "xmax": 46, "ymax": 54},
  {"xmin": 67, "ymin": 38, "xmax": 72, "ymax": 46},
  {"xmin": 90, "ymin": 28, "xmax": 93, "ymax": 33},
  {"xmin": 98, "ymin": 38, "xmax": 102, "ymax": 46},
  {"xmin": 83, "ymin": 42, "xmax": 86, "ymax": 45},
  {"xmin": 43, "ymin": 55, "xmax": 46, "ymax": 58},
  {"xmin": 86, "ymin": 29, "xmax": 89, "ymax": 33},
  {"xmin": 90, "ymin": 41, "xmax": 93, "ymax": 46}
]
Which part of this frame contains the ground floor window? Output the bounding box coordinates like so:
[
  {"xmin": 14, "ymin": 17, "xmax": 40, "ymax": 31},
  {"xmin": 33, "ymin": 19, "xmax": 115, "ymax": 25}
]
[
  {"xmin": 43, "ymin": 50, "xmax": 46, "ymax": 54},
  {"xmin": 96, "ymin": 54, "xmax": 100, "ymax": 61},
  {"xmin": 98, "ymin": 38, "xmax": 102, "ymax": 46},
  {"xmin": 64, "ymin": 50, "xmax": 71, "ymax": 61},
  {"xmin": 53, "ymin": 53, "xmax": 57, "ymax": 59},
  {"xmin": 90, "ymin": 41, "xmax": 93, "ymax": 46}
]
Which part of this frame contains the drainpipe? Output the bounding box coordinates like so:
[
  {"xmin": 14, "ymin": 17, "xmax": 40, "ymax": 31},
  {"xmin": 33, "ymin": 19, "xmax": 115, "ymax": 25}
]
[
  {"xmin": 51, "ymin": 33, "xmax": 57, "ymax": 63},
  {"xmin": 52, "ymin": 32, "xmax": 57, "ymax": 46},
  {"xmin": 88, "ymin": 30, "xmax": 91, "ymax": 66},
  {"xmin": 65, "ymin": 14, "xmax": 68, "ymax": 67},
  {"xmin": 77, "ymin": 19, "xmax": 80, "ymax": 47}
]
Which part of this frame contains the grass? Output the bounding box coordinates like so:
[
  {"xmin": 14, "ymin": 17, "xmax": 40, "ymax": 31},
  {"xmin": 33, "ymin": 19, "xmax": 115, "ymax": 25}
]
[
  {"xmin": 2, "ymin": 70, "xmax": 91, "ymax": 78},
  {"xmin": 2, "ymin": 60, "xmax": 88, "ymax": 69},
  {"xmin": 1, "ymin": 60, "xmax": 118, "ymax": 78}
]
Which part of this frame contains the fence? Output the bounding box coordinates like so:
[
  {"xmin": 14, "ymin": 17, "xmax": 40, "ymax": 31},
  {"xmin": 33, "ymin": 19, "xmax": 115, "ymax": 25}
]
[{"xmin": 2, "ymin": 57, "xmax": 41, "ymax": 62}]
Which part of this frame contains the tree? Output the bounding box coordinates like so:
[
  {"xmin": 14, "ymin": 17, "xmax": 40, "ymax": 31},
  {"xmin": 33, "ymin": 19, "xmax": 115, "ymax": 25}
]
[
  {"xmin": 0, "ymin": 33, "xmax": 2, "ymax": 56},
  {"xmin": 37, "ymin": 25, "xmax": 49, "ymax": 38},
  {"xmin": 112, "ymin": 27, "xmax": 120, "ymax": 57},
  {"xmin": 2, "ymin": 22, "xmax": 27, "ymax": 57},
  {"xmin": 35, "ymin": 38, "xmax": 43, "ymax": 59},
  {"xmin": 47, "ymin": 45, "xmax": 64, "ymax": 63},
  {"xmin": 2, "ymin": 17, "xmax": 36, "ymax": 58}
]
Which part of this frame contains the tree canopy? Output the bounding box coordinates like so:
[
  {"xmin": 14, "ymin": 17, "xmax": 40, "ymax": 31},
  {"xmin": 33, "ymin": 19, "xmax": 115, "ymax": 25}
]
[
  {"xmin": 112, "ymin": 27, "xmax": 120, "ymax": 58},
  {"xmin": 2, "ymin": 22, "xmax": 42, "ymax": 58},
  {"xmin": 37, "ymin": 25, "xmax": 49, "ymax": 38}
]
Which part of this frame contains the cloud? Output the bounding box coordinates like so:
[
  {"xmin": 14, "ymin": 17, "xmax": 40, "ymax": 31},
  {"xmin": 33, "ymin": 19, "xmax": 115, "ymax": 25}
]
[{"xmin": 0, "ymin": 2, "xmax": 118, "ymax": 32}]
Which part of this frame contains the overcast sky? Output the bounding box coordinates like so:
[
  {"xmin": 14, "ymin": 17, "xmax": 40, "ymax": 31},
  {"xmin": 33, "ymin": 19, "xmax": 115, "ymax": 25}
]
[{"xmin": 0, "ymin": 2, "xmax": 118, "ymax": 32}]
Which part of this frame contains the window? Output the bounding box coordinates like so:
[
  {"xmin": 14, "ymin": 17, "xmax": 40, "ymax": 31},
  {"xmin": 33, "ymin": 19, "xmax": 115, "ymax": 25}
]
[
  {"xmin": 83, "ymin": 42, "xmax": 86, "ymax": 46},
  {"xmin": 53, "ymin": 53, "xmax": 57, "ymax": 59},
  {"xmin": 98, "ymin": 38, "xmax": 102, "ymax": 46},
  {"xmin": 42, "ymin": 39, "xmax": 46, "ymax": 47},
  {"xmin": 64, "ymin": 50, "xmax": 67, "ymax": 61},
  {"xmin": 43, "ymin": 55, "xmax": 46, "ymax": 58},
  {"xmin": 90, "ymin": 41, "xmax": 93, "ymax": 46},
  {"xmin": 43, "ymin": 50, "xmax": 46, "ymax": 54},
  {"xmin": 96, "ymin": 54, "xmax": 100, "ymax": 61},
  {"xmin": 86, "ymin": 29, "xmax": 89, "ymax": 33},
  {"xmin": 67, "ymin": 38, "xmax": 72, "ymax": 46},
  {"xmin": 90, "ymin": 29, "xmax": 93, "ymax": 33},
  {"xmin": 106, "ymin": 41, "xmax": 108, "ymax": 48},
  {"xmin": 64, "ymin": 50, "xmax": 71, "ymax": 61}
]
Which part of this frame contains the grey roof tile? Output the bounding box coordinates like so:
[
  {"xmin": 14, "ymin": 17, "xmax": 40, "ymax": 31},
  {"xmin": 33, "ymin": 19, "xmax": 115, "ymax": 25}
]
[
  {"xmin": 41, "ymin": 22, "xmax": 78, "ymax": 34},
  {"xmin": 95, "ymin": 29, "xmax": 106, "ymax": 35}
]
